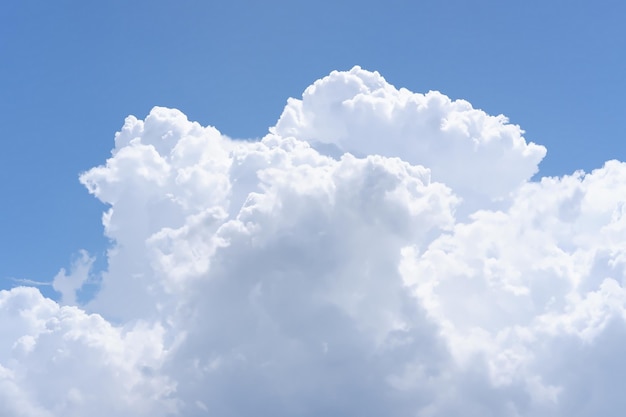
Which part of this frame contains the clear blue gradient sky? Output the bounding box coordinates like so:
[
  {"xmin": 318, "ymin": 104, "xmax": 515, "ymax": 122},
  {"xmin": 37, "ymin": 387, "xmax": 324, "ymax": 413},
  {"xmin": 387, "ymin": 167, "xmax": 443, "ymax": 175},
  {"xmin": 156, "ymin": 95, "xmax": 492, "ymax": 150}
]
[{"xmin": 1, "ymin": 0, "xmax": 625, "ymax": 291}]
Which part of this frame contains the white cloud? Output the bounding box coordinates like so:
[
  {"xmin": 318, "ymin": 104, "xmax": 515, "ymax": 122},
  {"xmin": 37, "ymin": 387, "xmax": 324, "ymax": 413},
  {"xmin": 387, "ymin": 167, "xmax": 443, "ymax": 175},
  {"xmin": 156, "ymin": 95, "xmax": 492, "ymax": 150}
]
[
  {"xmin": 2, "ymin": 67, "xmax": 626, "ymax": 416},
  {"xmin": 0, "ymin": 287, "xmax": 176, "ymax": 417},
  {"xmin": 272, "ymin": 66, "xmax": 547, "ymax": 202},
  {"xmin": 52, "ymin": 250, "xmax": 94, "ymax": 305}
]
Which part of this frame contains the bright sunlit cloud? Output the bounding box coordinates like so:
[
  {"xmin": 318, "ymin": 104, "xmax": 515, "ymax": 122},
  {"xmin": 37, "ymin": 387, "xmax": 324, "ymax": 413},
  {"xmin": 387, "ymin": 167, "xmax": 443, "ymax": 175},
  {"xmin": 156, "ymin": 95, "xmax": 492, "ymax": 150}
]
[{"xmin": 2, "ymin": 67, "xmax": 626, "ymax": 416}]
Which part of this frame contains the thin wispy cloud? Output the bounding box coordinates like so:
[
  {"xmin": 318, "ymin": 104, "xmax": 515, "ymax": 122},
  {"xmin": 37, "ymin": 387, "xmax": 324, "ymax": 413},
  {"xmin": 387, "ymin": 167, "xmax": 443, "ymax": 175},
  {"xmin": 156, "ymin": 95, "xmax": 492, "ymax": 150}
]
[{"xmin": 9, "ymin": 278, "xmax": 53, "ymax": 287}]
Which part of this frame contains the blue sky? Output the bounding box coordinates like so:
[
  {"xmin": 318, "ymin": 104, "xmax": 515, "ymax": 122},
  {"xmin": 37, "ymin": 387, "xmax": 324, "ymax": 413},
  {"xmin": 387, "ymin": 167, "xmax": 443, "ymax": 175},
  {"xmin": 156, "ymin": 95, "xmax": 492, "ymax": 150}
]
[
  {"xmin": 1, "ymin": 1, "xmax": 624, "ymax": 293},
  {"xmin": 3, "ymin": 2, "xmax": 626, "ymax": 415}
]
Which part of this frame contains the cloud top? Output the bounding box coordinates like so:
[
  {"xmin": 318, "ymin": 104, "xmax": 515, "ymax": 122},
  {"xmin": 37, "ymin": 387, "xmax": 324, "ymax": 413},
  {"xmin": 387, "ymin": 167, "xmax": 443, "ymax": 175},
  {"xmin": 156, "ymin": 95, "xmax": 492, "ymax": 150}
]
[{"xmin": 274, "ymin": 66, "xmax": 547, "ymax": 199}]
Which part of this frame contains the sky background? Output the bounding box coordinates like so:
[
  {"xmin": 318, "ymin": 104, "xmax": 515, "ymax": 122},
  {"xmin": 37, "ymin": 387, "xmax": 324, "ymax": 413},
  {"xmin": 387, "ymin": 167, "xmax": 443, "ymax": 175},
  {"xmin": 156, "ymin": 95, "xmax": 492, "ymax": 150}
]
[
  {"xmin": 3, "ymin": 2, "xmax": 626, "ymax": 416},
  {"xmin": 1, "ymin": 1, "xmax": 625, "ymax": 298}
]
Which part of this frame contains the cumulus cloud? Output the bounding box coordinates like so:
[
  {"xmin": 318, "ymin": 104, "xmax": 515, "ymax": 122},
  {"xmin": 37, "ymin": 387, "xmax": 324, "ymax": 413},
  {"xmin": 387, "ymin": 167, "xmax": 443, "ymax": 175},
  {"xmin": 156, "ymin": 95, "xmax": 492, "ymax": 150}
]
[
  {"xmin": 0, "ymin": 287, "xmax": 175, "ymax": 417},
  {"xmin": 2, "ymin": 67, "xmax": 626, "ymax": 416},
  {"xmin": 273, "ymin": 66, "xmax": 546, "ymax": 202}
]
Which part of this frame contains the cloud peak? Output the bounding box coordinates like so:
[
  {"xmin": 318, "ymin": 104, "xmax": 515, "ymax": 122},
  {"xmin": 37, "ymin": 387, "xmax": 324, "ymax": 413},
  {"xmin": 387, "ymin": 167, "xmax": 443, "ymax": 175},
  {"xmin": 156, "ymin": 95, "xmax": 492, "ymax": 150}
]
[{"xmin": 274, "ymin": 66, "xmax": 547, "ymax": 199}]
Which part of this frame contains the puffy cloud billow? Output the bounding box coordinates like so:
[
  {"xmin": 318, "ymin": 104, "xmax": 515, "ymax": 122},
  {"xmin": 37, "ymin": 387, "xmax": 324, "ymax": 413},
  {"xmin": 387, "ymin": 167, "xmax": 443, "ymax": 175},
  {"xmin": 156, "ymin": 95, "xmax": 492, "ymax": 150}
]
[{"xmin": 3, "ymin": 66, "xmax": 626, "ymax": 416}]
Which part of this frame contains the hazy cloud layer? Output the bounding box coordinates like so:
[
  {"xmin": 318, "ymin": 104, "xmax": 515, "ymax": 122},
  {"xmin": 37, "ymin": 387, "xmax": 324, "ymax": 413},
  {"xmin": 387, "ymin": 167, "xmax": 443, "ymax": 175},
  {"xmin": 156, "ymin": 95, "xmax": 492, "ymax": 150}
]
[{"xmin": 2, "ymin": 67, "xmax": 626, "ymax": 416}]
